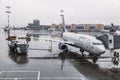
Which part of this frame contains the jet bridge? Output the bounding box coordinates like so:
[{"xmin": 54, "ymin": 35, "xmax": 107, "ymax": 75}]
[
  {"xmin": 97, "ymin": 33, "xmax": 120, "ymax": 65},
  {"xmin": 97, "ymin": 33, "xmax": 120, "ymax": 49}
]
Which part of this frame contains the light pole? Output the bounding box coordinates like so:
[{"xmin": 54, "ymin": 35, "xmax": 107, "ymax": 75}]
[
  {"xmin": 60, "ymin": 10, "xmax": 64, "ymax": 15},
  {"xmin": 60, "ymin": 10, "xmax": 65, "ymax": 25},
  {"xmin": 5, "ymin": 6, "xmax": 11, "ymax": 37}
]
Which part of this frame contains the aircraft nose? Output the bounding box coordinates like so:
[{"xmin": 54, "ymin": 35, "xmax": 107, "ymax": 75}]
[{"xmin": 98, "ymin": 46, "xmax": 106, "ymax": 54}]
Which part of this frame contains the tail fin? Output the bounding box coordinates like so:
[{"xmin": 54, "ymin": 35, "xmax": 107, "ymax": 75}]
[
  {"xmin": 110, "ymin": 23, "xmax": 116, "ymax": 32},
  {"xmin": 60, "ymin": 14, "xmax": 67, "ymax": 32}
]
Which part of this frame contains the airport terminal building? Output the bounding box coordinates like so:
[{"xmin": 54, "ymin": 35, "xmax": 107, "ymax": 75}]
[
  {"xmin": 26, "ymin": 19, "xmax": 120, "ymax": 32},
  {"xmin": 51, "ymin": 23, "xmax": 120, "ymax": 32},
  {"xmin": 26, "ymin": 19, "xmax": 50, "ymax": 30}
]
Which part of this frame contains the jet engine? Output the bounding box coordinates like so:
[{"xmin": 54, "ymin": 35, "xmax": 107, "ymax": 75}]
[{"xmin": 58, "ymin": 42, "xmax": 68, "ymax": 51}]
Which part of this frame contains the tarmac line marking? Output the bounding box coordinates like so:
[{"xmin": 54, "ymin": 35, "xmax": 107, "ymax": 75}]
[
  {"xmin": 0, "ymin": 77, "xmax": 85, "ymax": 80},
  {"xmin": 0, "ymin": 78, "xmax": 37, "ymax": 80},
  {"xmin": 0, "ymin": 71, "xmax": 3, "ymax": 76},
  {"xmin": 40, "ymin": 77, "xmax": 85, "ymax": 80},
  {"xmin": 1, "ymin": 71, "xmax": 39, "ymax": 73},
  {"xmin": 0, "ymin": 78, "xmax": 15, "ymax": 80},
  {"xmin": 15, "ymin": 78, "xmax": 17, "ymax": 80},
  {"xmin": 37, "ymin": 71, "xmax": 40, "ymax": 80}
]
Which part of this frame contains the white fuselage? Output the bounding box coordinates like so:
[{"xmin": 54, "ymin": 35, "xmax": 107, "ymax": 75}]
[{"xmin": 63, "ymin": 32, "xmax": 105, "ymax": 55}]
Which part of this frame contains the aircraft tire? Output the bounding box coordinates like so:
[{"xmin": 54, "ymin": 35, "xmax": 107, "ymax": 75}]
[{"xmin": 92, "ymin": 56, "xmax": 98, "ymax": 64}]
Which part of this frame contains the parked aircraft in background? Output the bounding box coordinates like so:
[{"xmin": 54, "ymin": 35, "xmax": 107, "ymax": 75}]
[{"xmin": 102, "ymin": 23, "xmax": 120, "ymax": 35}]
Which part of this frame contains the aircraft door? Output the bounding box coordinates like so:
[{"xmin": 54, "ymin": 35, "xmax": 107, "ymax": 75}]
[{"xmin": 86, "ymin": 39, "xmax": 91, "ymax": 50}]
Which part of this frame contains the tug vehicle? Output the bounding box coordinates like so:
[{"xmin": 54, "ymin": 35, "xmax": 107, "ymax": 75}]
[
  {"xmin": 6, "ymin": 31, "xmax": 31, "ymax": 54},
  {"xmin": 8, "ymin": 40, "xmax": 29, "ymax": 54}
]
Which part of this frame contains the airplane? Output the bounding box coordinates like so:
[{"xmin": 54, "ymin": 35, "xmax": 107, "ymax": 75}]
[
  {"xmin": 42, "ymin": 14, "xmax": 109, "ymax": 64},
  {"xmin": 102, "ymin": 23, "xmax": 120, "ymax": 35},
  {"xmin": 57, "ymin": 14, "xmax": 106, "ymax": 63},
  {"xmin": 30, "ymin": 14, "xmax": 119, "ymax": 67}
]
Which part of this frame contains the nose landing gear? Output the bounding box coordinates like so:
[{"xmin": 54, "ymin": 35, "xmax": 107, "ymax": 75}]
[{"xmin": 92, "ymin": 56, "xmax": 98, "ymax": 64}]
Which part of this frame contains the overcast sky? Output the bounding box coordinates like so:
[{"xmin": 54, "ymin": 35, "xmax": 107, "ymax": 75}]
[{"xmin": 0, "ymin": 0, "xmax": 120, "ymax": 27}]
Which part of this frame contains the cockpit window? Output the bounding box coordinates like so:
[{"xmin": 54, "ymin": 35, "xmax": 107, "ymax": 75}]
[{"xmin": 92, "ymin": 42, "xmax": 103, "ymax": 45}]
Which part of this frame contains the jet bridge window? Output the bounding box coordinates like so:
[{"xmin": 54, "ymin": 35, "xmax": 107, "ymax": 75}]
[
  {"xmin": 92, "ymin": 42, "xmax": 103, "ymax": 45},
  {"xmin": 109, "ymin": 39, "xmax": 112, "ymax": 44}
]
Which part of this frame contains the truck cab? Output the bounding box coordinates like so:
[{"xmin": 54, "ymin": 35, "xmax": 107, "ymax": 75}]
[{"xmin": 16, "ymin": 43, "xmax": 29, "ymax": 54}]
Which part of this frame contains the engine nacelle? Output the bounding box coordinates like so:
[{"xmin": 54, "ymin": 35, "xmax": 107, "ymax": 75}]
[{"xmin": 58, "ymin": 42, "xmax": 68, "ymax": 51}]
